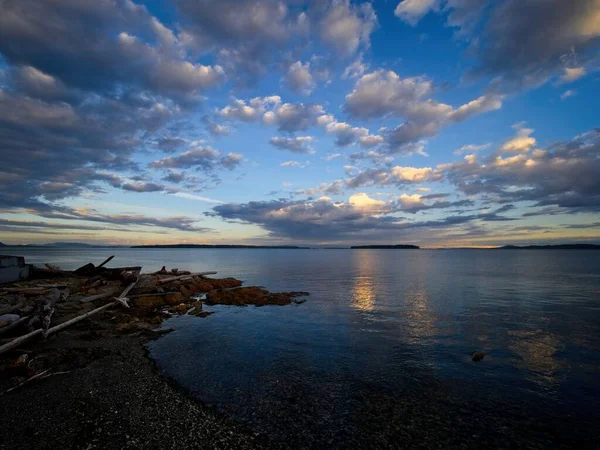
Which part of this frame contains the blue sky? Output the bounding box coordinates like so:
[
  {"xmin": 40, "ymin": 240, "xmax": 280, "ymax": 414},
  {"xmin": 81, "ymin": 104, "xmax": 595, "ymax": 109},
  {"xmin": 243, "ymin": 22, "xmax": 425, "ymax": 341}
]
[{"xmin": 0, "ymin": 0, "xmax": 599, "ymax": 247}]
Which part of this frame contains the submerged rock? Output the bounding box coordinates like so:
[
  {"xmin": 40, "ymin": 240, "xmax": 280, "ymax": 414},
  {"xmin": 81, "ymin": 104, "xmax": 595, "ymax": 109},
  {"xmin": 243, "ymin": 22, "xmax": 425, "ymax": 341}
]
[
  {"xmin": 471, "ymin": 351, "xmax": 485, "ymax": 362},
  {"xmin": 206, "ymin": 287, "xmax": 309, "ymax": 306}
]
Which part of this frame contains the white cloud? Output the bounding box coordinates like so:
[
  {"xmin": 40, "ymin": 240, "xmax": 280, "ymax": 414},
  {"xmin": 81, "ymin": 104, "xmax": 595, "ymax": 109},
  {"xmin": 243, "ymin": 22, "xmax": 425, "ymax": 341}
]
[
  {"xmin": 172, "ymin": 192, "xmax": 225, "ymax": 204},
  {"xmin": 270, "ymin": 136, "xmax": 315, "ymax": 153},
  {"xmin": 319, "ymin": 0, "xmax": 378, "ymax": 56},
  {"xmin": 342, "ymin": 53, "xmax": 369, "ymax": 79},
  {"xmin": 453, "ymin": 143, "xmax": 491, "ymax": 155},
  {"xmin": 561, "ymin": 89, "xmax": 577, "ymax": 100},
  {"xmin": 501, "ymin": 126, "xmax": 536, "ymax": 153},
  {"xmin": 394, "ymin": 0, "xmax": 440, "ymax": 25},
  {"xmin": 284, "ymin": 60, "xmax": 315, "ymax": 94},
  {"xmin": 560, "ymin": 67, "xmax": 586, "ymax": 83}
]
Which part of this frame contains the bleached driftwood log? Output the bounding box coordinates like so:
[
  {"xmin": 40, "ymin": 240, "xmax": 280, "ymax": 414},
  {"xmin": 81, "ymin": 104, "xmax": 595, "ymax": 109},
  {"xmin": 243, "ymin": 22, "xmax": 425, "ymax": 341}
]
[{"xmin": 157, "ymin": 272, "xmax": 217, "ymax": 284}]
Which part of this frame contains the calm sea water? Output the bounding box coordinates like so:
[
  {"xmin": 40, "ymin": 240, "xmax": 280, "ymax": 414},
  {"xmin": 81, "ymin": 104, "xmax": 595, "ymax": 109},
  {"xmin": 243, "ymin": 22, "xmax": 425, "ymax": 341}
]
[{"xmin": 6, "ymin": 247, "xmax": 600, "ymax": 448}]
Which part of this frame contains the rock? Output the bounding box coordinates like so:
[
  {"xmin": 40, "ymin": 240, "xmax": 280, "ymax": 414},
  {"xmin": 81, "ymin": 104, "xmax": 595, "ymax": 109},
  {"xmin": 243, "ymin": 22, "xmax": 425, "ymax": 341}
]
[
  {"xmin": 194, "ymin": 311, "xmax": 214, "ymax": 318},
  {"xmin": 205, "ymin": 287, "xmax": 308, "ymax": 306},
  {"xmin": 0, "ymin": 313, "xmax": 20, "ymax": 328},
  {"xmin": 165, "ymin": 292, "xmax": 183, "ymax": 305},
  {"xmin": 179, "ymin": 285, "xmax": 191, "ymax": 297},
  {"xmin": 132, "ymin": 291, "xmax": 183, "ymax": 308},
  {"xmin": 471, "ymin": 351, "xmax": 485, "ymax": 362},
  {"xmin": 175, "ymin": 303, "xmax": 187, "ymax": 313}
]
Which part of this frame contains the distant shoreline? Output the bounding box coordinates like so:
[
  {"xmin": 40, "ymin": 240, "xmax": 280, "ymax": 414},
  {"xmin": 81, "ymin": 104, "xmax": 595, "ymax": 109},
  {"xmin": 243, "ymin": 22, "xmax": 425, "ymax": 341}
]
[{"xmin": 1, "ymin": 243, "xmax": 599, "ymax": 250}]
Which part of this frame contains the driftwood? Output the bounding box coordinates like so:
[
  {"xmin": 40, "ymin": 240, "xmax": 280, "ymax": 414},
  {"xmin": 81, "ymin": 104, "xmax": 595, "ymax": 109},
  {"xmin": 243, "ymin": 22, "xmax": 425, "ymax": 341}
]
[
  {"xmin": 80, "ymin": 288, "xmax": 119, "ymax": 303},
  {"xmin": 0, "ymin": 299, "xmax": 25, "ymax": 316},
  {"xmin": 97, "ymin": 255, "xmax": 114, "ymax": 268},
  {"xmin": 2, "ymin": 369, "xmax": 51, "ymax": 395},
  {"xmin": 1, "ymin": 288, "xmax": 50, "ymax": 296},
  {"xmin": 157, "ymin": 272, "xmax": 218, "ymax": 284},
  {"xmin": 0, "ymin": 316, "xmax": 30, "ymax": 336},
  {"xmin": 113, "ymin": 272, "xmax": 141, "ymax": 308},
  {"xmin": 0, "ymin": 273, "xmax": 141, "ymax": 356}
]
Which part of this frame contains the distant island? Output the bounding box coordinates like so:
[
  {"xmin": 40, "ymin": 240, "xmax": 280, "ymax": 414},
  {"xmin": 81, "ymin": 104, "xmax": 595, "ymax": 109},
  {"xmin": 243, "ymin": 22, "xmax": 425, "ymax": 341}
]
[
  {"xmin": 351, "ymin": 245, "xmax": 420, "ymax": 249},
  {"xmin": 497, "ymin": 244, "xmax": 600, "ymax": 250},
  {"xmin": 131, "ymin": 244, "xmax": 310, "ymax": 249}
]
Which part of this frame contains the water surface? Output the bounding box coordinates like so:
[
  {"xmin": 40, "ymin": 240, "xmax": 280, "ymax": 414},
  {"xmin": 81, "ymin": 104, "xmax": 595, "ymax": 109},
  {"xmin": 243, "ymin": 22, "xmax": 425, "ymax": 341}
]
[{"xmin": 7, "ymin": 247, "xmax": 600, "ymax": 448}]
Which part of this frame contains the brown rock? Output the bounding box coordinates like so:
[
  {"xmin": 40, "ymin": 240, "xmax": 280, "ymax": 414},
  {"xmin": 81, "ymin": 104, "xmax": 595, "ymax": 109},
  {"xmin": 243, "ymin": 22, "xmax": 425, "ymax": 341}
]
[
  {"xmin": 472, "ymin": 351, "xmax": 485, "ymax": 362},
  {"xmin": 205, "ymin": 286, "xmax": 308, "ymax": 306},
  {"xmin": 175, "ymin": 303, "xmax": 188, "ymax": 313},
  {"xmin": 164, "ymin": 292, "xmax": 183, "ymax": 305},
  {"xmin": 132, "ymin": 291, "xmax": 183, "ymax": 308}
]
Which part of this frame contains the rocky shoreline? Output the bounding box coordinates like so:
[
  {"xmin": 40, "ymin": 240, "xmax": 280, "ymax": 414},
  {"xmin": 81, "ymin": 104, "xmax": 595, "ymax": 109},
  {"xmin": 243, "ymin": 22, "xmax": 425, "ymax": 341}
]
[{"xmin": 0, "ymin": 257, "xmax": 308, "ymax": 449}]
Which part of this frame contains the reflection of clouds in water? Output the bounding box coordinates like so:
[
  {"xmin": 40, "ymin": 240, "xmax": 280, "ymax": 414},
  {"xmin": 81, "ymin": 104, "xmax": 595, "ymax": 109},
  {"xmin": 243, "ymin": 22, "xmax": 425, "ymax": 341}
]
[{"xmin": 508, "ymin": 329, "xmax": 564, "ymax": 387}]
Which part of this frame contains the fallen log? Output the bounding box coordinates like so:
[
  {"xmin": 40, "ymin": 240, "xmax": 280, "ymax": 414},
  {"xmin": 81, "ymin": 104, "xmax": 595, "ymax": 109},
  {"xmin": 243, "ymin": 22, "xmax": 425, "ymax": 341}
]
[
  {"xmin": 0, "ymin": 300, "xmax": 25, "ymax": 315},
  {"xmin": 0, "ymin": 316, "xmax": 30, "ymax": 336},
  {"xmin": 1, "ymin": 288, "xmax": 50, "ymax": 295},
  {"xmin": 157, "ymin": 272, "xmax": 217, "ymax": 284},
  {"xmin": 79, "ymin": 288, "xmax": 119, "ymax": 303}
]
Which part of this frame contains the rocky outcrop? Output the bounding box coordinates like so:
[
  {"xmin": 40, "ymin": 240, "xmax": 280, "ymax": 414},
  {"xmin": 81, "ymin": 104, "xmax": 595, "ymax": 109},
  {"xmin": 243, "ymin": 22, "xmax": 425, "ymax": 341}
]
[{"xmin": 206, "ymin": 287, "xmax": 309, "ymax": 306}]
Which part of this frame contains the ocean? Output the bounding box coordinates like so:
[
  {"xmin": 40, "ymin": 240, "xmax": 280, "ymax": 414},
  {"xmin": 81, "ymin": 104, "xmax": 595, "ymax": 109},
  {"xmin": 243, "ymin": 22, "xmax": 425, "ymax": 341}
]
[{"xmin": 6, "ymin": 247, "xmax": 600, "ymax": 448}]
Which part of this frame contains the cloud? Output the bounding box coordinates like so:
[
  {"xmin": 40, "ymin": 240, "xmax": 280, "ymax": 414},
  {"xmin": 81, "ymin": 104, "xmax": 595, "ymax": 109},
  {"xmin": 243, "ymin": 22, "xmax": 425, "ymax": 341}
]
[
  {"xmin": 264, "ymin": 102, "xmax": 326, "ymax": 133},
  {"xmin": 121, "ymin": 181, "xmax": 166, "ymax": 193},
  {"xmin": 441, "ymin": 127, "xmax": 600, "ymax": 212},
  {"xmin": 283, "ymin": 61, "xmax": 315, "ymax": 95},
  {"xmin": 394, "ymin": 0, "xmax": 600, "ymax": 86},
  {"xmin": 342, "ymin": 53, "xmax": 369, "ymax": 79},
  {"xmin": 394, "ymin": 0, "xmax": 440, "ymax": 26},
  {"xmin": 561, "ymin": 67, "xmax": 587, "ymax": 83},
  {"xmin": 324, "ymin": 153, "xmax": 342, "ymax": 161},
  {"xmin": 219, "ymin": 96, "xmax": 281, "ymax": 121},
  {"xmin": 345, "ymin": 70, "xmax": 503, "ymax": 147},
  {"xmin": 318, "ymin": 0, "xmax": 378, "ymax": 56},
  {"xmin": 350, "ymin": 150, "xmax": 394, "ymax": 165},
  {"xmin": 561, "ymin": 90, "xmax": 577, "ymax": 100},
  {"xmin": 281, "ymin": 161, "xmax": 301, "ymax": 167},
  {"xmin": 358, "ymin": 134, "xmax": 385, "ymax": 147},
  {"xmin": 171, "ymin": 192, "xmax": 224, "ymax": 204},
  {"xmin": 324, "ymin": 121, "xmax": 369, "ymax": 146},
  {"xmin": 154, "ymin": 136, "xmax": 189, "ymax": 152},
  {"xmin": 207, "ymin": 193, "xmax": 484, "ymax": 242},
  {"xmin": 150, "ymin": 146, "xmax": 243, "ymax": 170},
  {"xmin": 203, "ymin": 117, "xmax": 230, "ymax": 136},
  {"xmin": 453, "ymin": 143, "xmax": 491, "ymax": 155},
  {"xmin": 500, "ymin": 126, "xmax": 537, "ymax": 153},
  {"xmin": 270, "ymin": 136, "xmax": 315, "ymax": 154}
]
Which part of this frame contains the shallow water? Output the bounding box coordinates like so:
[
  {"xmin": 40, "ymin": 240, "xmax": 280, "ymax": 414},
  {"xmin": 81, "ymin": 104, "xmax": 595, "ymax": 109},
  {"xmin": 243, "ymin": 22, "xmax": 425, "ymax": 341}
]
[{"xmin": 8, "ymin": 247, "xmax": 600, "ymax": 447}]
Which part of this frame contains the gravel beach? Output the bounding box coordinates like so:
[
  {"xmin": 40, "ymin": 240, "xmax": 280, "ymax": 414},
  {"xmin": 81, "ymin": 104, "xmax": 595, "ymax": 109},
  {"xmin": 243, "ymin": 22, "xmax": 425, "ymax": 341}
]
[{"xmin": 0, "ymin": 327, "xmax": 267, "ymax": 450}]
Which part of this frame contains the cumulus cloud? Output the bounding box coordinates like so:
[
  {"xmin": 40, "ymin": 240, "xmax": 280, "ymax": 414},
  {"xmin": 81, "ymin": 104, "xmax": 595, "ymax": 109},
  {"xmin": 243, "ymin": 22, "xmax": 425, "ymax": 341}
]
[
  {"xmin": 394, "ymin": 0, "xmax": 440, "ymax": 26},
  {"xmin": 270, "ymin": 136, "xmax": 315, "ymax": 154},
  {"xmin": 207, "ymin": 193, "xmax": 485, "ymax": 242},
  {"xmin": 150, "ymin": 146, "xmax": 243, "ymax": 171},
  {"xmin": 342, "ymin": 53, "xmax": 369, "ymax": 79},
  {"xmin": 394, "ymin": 0, "xmax": 600, "ymax": 86},
  {"xmin": 345, "ymin": 70, "xmax": 503, "ymax": 148},
  {"xmin": 283, "ymin": 61, "xmax": 315, "ymax": 94},
  {"xmin": 318, "ymin": 0, "xmax": 378, "ymax": 56},
  {"xmin": 500, "ymin": 126, "xmax": 536, "ymax": 153},
  {"xmin": 324, "ymin": 121, "xmax": 369, "ymax": 146},
  {"xmin": 441, "ymin": 128, "xmax": 600, "ymax": 212}
]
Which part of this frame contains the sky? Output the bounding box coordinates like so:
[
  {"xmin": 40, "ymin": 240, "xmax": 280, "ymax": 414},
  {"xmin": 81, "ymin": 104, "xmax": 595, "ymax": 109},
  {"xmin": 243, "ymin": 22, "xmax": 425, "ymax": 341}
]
[{"xmin": 0, "ymin": 0, "xmax": 599, "ymax": 248}]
